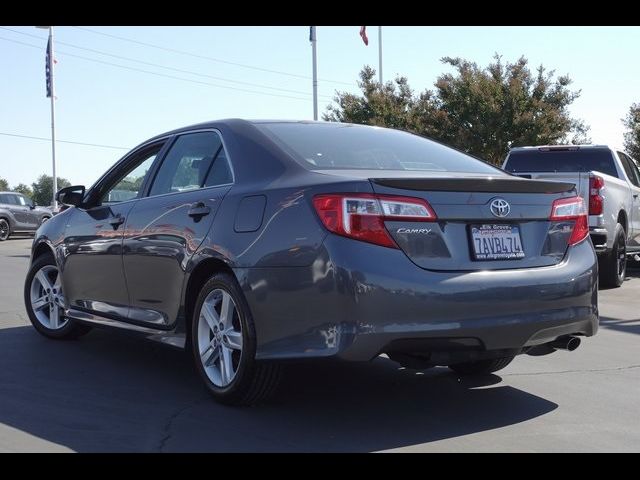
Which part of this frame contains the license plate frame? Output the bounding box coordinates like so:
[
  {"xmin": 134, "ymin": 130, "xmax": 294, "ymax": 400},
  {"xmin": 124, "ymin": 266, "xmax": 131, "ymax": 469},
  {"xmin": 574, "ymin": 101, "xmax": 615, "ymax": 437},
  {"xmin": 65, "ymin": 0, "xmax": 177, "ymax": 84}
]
[{"xmin": 469, "ymin": 224, "xmax": 525, "ymax": 261}]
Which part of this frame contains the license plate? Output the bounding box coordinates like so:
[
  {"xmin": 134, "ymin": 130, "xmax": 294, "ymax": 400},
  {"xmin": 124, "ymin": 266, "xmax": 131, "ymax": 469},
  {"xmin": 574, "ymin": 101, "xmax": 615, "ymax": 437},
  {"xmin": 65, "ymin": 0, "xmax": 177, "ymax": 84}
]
[{"xmin": 470, "ymin": 224, "xmax": 525, "ymax": 261}]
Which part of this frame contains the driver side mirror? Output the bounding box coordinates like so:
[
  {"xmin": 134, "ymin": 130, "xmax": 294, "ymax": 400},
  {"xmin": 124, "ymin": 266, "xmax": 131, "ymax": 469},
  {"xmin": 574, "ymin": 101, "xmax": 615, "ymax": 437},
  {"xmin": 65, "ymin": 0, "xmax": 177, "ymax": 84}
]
[{"xmin": 56, "ymin": 185, "xmax": 86, "ymax": 208}]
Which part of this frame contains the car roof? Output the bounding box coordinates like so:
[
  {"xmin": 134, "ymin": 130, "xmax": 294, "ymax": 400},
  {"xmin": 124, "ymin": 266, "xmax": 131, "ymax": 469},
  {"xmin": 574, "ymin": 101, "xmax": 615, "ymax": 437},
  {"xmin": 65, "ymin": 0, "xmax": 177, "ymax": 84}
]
[
  {"xmin": 509, "ymin": 145, "xmax": 611, "ymax": 151},
  {"xmin": 142, "ymin": 119, "xmax": 371, "ymax": 143}
]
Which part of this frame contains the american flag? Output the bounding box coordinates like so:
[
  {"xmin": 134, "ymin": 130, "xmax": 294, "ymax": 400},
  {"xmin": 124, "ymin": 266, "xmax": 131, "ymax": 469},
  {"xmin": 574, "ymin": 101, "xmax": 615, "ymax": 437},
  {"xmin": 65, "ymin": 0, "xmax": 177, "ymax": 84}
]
[
  {"xmin": 360, "ymin": 26, "xmax": 368, "ymax": 46},
  {"xmin": 45, "ymin": 37, "xmax": 52, "ymax": 98}
]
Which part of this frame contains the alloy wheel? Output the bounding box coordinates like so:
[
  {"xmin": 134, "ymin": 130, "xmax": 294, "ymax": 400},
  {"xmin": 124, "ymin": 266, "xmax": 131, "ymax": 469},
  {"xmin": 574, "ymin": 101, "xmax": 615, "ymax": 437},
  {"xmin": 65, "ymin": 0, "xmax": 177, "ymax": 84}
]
[
  {"xmin": 29, "ymin": 264, "xmax": 68, "ymax": 330},
  {"xmin": 0, "ymin": 219, "xmax": 9, "ymax": 240},
  {"xmin": 617, "ymin": 234, "xmax": 627, "ymax": 280},
  {"xmin": 197, "ymin": 288, "xmax": 243, "ymax": 387}
]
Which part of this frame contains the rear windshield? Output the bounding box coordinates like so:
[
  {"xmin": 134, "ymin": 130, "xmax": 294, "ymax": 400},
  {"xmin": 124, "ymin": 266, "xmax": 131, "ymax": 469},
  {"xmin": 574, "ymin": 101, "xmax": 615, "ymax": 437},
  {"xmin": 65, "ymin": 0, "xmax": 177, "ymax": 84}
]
[
  {"xmin": 504, "ymin": 148, "xmax": 618, "ymax": 178},
  {"xmin": 255, "ymin": 122, "xmax": 500, "ymax": 174}
]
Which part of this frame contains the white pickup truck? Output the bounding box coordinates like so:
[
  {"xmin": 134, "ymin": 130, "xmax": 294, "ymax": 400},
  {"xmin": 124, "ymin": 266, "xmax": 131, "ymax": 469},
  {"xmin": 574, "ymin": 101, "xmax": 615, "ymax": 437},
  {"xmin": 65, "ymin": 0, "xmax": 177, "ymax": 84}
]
[{"xmin": 503, "ymin": 145, "xmax": 640, "ymax": 288}]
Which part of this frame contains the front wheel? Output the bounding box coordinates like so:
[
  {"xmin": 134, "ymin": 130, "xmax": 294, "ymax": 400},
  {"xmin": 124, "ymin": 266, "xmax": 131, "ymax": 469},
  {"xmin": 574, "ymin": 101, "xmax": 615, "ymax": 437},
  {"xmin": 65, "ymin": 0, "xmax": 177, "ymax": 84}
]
[
  {"xmin": 191, "ymin": 272, "xmax": 282, "ymax": 406},
  {"xmin": 599, "ymin": 223, "xmax": 626, "ymax": 288},
  {"xmin": 448, "ymin": 356, "xmax": 515, "ymax": 375},
  {"xmin": 24, "ymin": 254, "xmax": 92, "ymax": 339}
]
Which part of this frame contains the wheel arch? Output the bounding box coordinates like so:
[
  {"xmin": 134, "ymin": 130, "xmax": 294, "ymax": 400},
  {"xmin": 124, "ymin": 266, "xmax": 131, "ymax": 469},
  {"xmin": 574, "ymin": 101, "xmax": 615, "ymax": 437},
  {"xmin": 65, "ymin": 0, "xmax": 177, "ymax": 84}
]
[
  {"xmin": 182, "ymin": 256, "xmax": 237, "ymax": 348},
  {"xmin": 617, "ymin": 210, "xmax": 628, "ymax": 236},
  {"xmin": 32, "ymin": 240, "xmax": 55, "ymax": 261}
]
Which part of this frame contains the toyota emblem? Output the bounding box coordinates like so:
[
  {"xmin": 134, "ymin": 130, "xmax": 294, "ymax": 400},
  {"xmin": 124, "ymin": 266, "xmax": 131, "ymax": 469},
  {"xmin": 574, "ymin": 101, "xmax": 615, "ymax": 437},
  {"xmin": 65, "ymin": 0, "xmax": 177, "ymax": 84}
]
[{"xmin": 490, "ymin": 198, "xmax": 510, "ymax": 217}]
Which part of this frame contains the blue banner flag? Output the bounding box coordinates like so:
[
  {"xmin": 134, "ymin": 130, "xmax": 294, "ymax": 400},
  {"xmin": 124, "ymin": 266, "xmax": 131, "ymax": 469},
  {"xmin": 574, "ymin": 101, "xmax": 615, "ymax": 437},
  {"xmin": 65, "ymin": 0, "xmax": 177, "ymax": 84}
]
[{"xmin": 45, "ymin": 37, "xmax": 52, "ymax": 98}]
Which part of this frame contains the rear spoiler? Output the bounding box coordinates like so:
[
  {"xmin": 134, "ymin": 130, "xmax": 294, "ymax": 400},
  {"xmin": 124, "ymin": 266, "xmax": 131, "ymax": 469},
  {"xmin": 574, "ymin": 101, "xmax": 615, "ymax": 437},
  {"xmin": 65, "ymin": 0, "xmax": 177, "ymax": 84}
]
[{"xmin": 372, "ymin": 177, "xmax": 576, "ymax": 194}]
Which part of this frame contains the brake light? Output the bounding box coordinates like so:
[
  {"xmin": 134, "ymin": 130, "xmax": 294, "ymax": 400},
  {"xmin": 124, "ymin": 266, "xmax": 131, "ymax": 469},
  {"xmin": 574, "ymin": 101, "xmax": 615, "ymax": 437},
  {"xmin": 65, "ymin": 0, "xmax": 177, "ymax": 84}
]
[
  {"xmin": 550, "ymin": 196, "xmax": 588, "ymax": 246},
  {"xmin": 589, "ymin": 174, "xmax": 604, "ymax": 215},
  {"xmin": 312, "ymin": 193, "xmax": 436, "ymax": 248}
]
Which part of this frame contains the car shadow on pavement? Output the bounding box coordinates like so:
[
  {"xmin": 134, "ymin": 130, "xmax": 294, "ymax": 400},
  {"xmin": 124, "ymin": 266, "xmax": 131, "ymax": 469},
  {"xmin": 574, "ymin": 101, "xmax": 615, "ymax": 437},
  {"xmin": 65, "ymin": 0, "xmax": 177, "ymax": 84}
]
[
  {"xmin": 599, "ymin": 316, "xmax": 640, "ymax": 336},
  {"xmin": 0, "ymin": 325, "xmax": 557, "ymax": 452}
]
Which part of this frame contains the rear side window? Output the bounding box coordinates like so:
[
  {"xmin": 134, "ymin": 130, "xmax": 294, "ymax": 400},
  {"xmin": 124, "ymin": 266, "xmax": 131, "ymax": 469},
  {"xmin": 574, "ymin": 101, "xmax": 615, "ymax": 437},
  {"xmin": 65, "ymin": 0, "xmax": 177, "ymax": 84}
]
[
  {"xmin": 255, "ymin": 122, "xmax": 500, "ymax": 174},
  {"xmin": 204, "ymin": 148, "xmax": 233, "ymax": 187},
  {"xmin": 504, "ymin": 148, "xmax": 619, "ymax": 178},
  {"xmin": 0, "ymin": 194, "xmax": 18, "ymax": 205},
  {"xmin": 149, "ymin": 131, "xmax": 231, "ymax": 196},
  {"xmin": 618, "ymin": 152, "xmax": 640, "ymax": 187}
]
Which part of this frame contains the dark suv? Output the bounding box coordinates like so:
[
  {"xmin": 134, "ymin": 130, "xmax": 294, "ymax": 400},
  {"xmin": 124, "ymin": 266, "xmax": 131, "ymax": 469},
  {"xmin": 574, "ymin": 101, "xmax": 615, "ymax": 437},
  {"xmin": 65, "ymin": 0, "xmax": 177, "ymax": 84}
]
[{"xmin": 0, "ymin": 192, "xmax": 52, "ymax": 241}]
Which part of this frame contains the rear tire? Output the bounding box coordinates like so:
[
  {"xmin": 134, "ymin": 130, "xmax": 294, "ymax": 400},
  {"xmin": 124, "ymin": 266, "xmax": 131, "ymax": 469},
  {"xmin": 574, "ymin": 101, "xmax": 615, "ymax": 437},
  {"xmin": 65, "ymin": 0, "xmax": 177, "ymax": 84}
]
[
  {"xmin": 448, "ymin": 356, "xmax": 515, "ymax": 375},
  {"xmin": 24, "ymin": 253, "xmax": 92, "ymax": 340},
  {"xmin": 0, "ymin": 218, "xmax": 10, "ymax": 241},
  {"xmin": 599, "ymin": 223, "xmax": 626, "ymax": 288},
  {"xmin": 191, "ymin": 272, "xmax": 282, "ymax": 406}
]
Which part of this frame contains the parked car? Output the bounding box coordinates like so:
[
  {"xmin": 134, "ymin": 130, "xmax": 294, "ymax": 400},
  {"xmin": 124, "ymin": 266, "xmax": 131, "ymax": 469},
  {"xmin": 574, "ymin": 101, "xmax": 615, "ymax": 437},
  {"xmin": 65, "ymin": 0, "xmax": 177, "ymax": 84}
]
[
  {"xmin": 0, "ymin": 191, "xmax": 52, "ymax": 241},
  {"xmin": 24, "ymin": 120, "xmax": 598, "ymax": 405},
  {"xmin": 503, "ymin": 145, "xmax": 640, "ymax": 287}
]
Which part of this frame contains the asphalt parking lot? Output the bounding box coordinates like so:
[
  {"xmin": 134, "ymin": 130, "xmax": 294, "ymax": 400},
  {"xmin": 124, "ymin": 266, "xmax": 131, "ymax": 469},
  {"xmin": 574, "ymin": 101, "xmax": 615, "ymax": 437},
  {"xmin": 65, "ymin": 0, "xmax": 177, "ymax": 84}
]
[{"xmin": 1, "ymin": 237, "xmax": 639, "ymax": 452}]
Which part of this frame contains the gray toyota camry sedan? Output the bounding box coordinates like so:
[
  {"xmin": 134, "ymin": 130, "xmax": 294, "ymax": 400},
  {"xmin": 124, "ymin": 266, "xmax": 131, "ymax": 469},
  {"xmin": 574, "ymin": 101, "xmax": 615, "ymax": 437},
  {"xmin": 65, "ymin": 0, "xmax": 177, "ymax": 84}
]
[{"xmin": 24, "ymin": 120, "xmax": 598, "ymax": 405}]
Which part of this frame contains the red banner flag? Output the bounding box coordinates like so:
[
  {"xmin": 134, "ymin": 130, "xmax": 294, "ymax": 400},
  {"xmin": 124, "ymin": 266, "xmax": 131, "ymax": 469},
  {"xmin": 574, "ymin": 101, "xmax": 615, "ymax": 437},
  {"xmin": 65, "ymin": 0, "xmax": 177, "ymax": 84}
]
[{"xmin": 360, "ymin": 26, "xmax": 368, "ymax": 46}]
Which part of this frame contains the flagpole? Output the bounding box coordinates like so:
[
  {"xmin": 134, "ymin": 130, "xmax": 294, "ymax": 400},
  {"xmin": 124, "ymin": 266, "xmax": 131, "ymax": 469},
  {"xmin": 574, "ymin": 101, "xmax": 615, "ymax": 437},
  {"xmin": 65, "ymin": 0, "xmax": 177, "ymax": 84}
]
[
  {"xmin": 310, "ymin": 26, "xmax": 318, "ymax": 121},
  {"xmin": 378, "ymin": 26, "xmax": 383, "ymax": 85},
  {"xmin": 48, "ymin": 26, "xmax": 57, "ymax": 209}
]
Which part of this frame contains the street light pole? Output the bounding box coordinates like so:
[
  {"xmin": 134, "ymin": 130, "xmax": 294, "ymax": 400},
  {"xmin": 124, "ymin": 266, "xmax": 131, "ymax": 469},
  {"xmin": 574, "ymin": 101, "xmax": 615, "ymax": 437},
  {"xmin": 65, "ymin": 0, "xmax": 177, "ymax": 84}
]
[
  {"xmin": 37, "ymin": 26, "xmax": 57, "ymax": 209},
  {"xmin": 310, "ymin": 26, "xmax": 318, "ymax": 121},
  {"xmin": 378, "ymin": 26, "xmax": 383, "ymax": 85}
]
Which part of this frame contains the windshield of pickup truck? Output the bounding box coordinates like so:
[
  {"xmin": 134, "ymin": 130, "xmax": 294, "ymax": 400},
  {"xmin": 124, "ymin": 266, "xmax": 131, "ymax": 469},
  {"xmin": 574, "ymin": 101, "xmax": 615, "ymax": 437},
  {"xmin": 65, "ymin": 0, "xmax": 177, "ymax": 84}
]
[{"xmin": 505, "ymin": 148, "xmax": 619, "ymax": 178}]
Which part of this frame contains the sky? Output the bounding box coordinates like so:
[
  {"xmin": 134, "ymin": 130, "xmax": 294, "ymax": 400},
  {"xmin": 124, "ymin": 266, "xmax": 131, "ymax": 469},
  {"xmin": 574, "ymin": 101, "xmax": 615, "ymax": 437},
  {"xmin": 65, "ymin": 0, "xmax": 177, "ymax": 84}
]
[{"xmin": 1, "ymin": 25, "xmax": 639, "ymax": 189}]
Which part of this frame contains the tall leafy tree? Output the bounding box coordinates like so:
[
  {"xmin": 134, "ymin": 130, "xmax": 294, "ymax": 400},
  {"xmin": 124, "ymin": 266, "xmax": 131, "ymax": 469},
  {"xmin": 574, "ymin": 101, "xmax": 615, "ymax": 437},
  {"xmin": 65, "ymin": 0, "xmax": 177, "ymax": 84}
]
[
  {"xmin": 623, "ymin": 103, "xmax": 640, "ymax": 160},
  {"xmin": 0, "ymin": 177, "xmax": 8, "ymax": 191},
  {"xmin": 13, "ymin": 183, "xmax": 33, "ymax": 198},
  {"xmin": 31, "ymin": 174, "xmax": 71, "ymax": 206},
  {"xmin": 325, "ymin": 55, "xmax": 590, "ymax": 165}
]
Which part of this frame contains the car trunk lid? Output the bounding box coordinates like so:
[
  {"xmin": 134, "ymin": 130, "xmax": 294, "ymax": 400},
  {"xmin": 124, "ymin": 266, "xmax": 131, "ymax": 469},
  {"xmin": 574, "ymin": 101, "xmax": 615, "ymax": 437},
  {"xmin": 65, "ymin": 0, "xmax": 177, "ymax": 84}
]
[{"xmin": 370, "ymin": 175, "xmax": 578, "ymax": 271}]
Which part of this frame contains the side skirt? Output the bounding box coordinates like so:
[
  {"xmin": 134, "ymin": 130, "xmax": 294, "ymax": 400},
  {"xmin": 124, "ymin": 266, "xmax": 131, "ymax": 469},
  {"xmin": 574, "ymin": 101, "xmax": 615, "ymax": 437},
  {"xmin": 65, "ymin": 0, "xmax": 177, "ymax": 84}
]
[{"xmin": 67, "ymin": 307, "xmax": 186, "ymax": 349}]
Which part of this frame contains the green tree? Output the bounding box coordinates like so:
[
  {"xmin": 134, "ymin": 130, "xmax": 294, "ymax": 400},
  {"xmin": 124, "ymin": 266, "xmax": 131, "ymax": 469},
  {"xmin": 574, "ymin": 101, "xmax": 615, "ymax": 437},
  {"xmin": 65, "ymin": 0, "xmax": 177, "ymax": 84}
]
[
  {"xmin": 31, "ymin": 174, "xmax": 71, "ymax": 206},
  {"xmin": 325, "ymin": 55, "xmax": 590, "ymax": 165},
  {"xmin": 13, "ymin": 183, "xmax": 33, "ymax": 199},
  {"xmin": 623, "ymin": 103, "xmax": 640, "ymax": 160},
  {"xmin": 0, "ymin": 177, "xmax": 8, "ymax": 191}
]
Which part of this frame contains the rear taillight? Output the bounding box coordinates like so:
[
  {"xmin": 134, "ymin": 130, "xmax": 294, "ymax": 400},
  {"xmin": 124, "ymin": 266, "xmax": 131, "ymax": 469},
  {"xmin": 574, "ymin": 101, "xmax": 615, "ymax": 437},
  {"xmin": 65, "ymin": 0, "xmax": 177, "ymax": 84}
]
[
  {"xmin": 589, "ymin": 174, "xmax": 604, "ymax": 215},
  {"xmin": 312, "ymin": 193, "xmax": 436, "ymax": 248},
  {"xmin": 550, "ymin": 196, "xmax": 588, "ymax": 246}
]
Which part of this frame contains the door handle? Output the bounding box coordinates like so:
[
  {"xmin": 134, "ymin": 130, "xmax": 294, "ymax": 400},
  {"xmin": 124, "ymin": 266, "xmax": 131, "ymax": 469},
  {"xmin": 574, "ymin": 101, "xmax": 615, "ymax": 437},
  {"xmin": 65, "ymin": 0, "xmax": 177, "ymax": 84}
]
[
  {"xmin": 634, "ymin": 194, "xmax": 638, "ymax": 199},
  {"xmin": 109, "ymin": 214, "xmax": 125, "ymax": 230},
  {"xmin": 188, "ymin": 202, "xmax": 211, "ymax": 219}
]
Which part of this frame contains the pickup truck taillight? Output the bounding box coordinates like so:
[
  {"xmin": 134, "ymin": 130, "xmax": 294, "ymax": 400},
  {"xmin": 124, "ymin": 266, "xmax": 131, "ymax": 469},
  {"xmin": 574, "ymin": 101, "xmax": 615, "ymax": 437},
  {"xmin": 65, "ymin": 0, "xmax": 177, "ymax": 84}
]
[{"xmin": 589, "ymin": 174, "xmax": 604, "ymax": 215}]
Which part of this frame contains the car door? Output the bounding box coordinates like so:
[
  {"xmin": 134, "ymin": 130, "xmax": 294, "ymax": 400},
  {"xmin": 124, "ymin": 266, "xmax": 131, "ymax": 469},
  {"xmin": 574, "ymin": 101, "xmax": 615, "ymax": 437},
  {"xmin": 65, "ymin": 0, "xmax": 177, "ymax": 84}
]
[
  {"xmin": 122, "ymin": 130, "xmax": 233, "ymax": 328},
  {"xmin": 3, "ymin": 194, "xmax": 30, "ymax": 229},
  {"xmin": 15, "ymin": 194, "xmax": 40, "ymax": 228},
  {"xmin": 623, "ymin": 152, "xmax": 640, "ymax": 247},
  {"xmin": 61, "ymin": 141, "xmax": 166, "ymax": 320},
  {"xmin": 617, "ymin": 151, "xmax": 640, "ymax": 245}
]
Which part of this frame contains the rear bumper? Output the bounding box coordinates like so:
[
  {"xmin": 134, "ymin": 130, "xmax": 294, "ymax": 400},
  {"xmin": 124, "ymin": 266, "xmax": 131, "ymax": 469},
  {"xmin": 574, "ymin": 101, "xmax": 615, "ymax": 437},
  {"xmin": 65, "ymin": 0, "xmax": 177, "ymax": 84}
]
[
  {"xmin": 238, "ymin": 236, "xmax": 598, "ymax": 362},
  {"xmin": 590, "ymin": 227, "xmax": 608, "ymax": 254}
]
